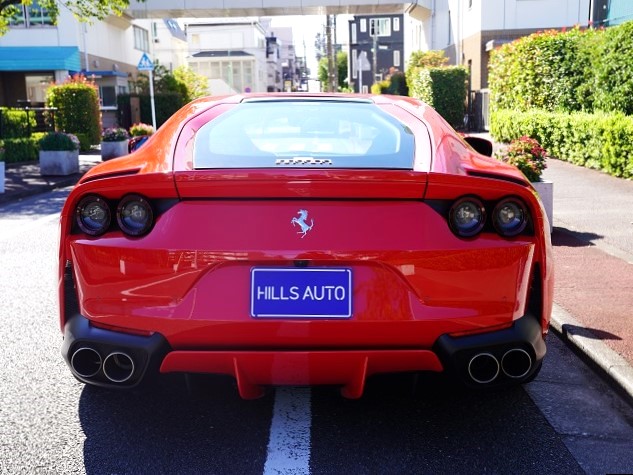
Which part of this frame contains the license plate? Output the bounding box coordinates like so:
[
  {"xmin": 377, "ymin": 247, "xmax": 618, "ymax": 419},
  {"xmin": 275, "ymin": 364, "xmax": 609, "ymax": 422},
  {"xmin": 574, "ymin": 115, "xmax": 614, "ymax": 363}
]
[{"xmin": 250, "ymin": 268, "xmax": 352, "ymax": 318}]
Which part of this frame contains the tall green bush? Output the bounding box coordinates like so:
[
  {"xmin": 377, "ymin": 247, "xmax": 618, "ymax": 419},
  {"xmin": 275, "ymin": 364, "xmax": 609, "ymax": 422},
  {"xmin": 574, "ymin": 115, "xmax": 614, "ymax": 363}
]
[
  {"xmin": 593, "ymin": 21, "xmax": 633, "ymax": 115},
  {"xmin": 409, "ymin": 66, "xmax": 467, "ymax": 128},
  {"xmin": 489, "ymin": 27, "xmax": 591, "ymax": 113},
  {"xmin": 46, "ymin": 75, "xmax": 101, "ymax": 145}
]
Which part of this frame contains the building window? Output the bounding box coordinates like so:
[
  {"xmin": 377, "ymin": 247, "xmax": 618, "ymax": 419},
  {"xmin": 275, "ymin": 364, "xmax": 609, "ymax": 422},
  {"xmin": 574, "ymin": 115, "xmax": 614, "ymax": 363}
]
[
  {"xmin": 99, "ymin": 86, "xmax": 117, "ymax": 107},
  {"xmin": 370, "ymin": 18, "xmax": 391, "ymax": 37},
  {"xmin": 134, "ymin": 25, "xmax": 150, "ymax": 52},
  {"xmin": 393, "ymin": 17, "xmax": 400, "ymax": 31},
  {"xmin": 8, "ymin": 0, "xmax": 53, "ymax": 27},
  {"xmin": 360, "ymin": 18, "xmax": 367, "ymax": 33},
  {"xmin": 394, "ymin": 50, "xmax": 400, "ymax": 67},
  {"xmin": 351, "ymin": 23, "xmax": 357, "ymax": 44}
]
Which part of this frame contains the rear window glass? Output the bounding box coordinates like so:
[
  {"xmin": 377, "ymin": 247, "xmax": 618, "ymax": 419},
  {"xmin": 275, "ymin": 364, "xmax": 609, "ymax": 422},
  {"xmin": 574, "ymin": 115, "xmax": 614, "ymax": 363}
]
[{"xmin": 193, "ymin": 100, "xmax": 415, "ymax": 169}]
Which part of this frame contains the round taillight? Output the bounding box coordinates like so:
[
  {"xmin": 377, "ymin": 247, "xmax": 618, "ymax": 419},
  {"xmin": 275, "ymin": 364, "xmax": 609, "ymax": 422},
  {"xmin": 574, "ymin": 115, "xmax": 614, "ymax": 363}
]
[
  {"xmin": 116, "ymin": 194, "xmax": 154, "ymax": 236},
  {"xmin": 493, "ymin": 198, "xmax": 528, "ymax": 237},
  {"xmin": 76, "ymin": 195, "xmax": 111, "ymax": 236},
  {"xmin": 449, "ymin": 197, "xmax": 486, "ymax": 237}
]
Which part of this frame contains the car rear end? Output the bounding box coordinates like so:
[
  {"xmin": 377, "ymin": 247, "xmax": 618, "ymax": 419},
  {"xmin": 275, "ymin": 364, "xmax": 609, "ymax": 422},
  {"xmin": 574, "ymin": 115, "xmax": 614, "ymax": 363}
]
[{"xmin": 59, "ymin": 96, "xmax": 551, "ymax": 398}]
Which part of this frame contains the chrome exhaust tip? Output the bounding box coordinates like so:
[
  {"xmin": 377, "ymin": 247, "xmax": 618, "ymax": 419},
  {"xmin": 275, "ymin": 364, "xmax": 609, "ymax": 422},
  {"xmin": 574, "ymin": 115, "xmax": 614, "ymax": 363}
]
[
  {"xmin": 103, "ymin": 352, "xmax": 135, "ymax": 383},
  {"xmin": 501, "ymin": 348, "xmax": 532, "ymax": 379},
  {"xmin": 467, "ymin": 352, "xmax": 500, "ymax": 384},
  {"xmin": 71, "ymin": 347, "xmax": 102, "ymax": 378}
]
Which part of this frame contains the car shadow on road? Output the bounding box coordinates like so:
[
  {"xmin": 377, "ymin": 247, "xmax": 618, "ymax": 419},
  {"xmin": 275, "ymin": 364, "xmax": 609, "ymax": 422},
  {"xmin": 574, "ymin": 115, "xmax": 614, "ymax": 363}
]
[
  {"xmin": 552, "ymin": 227, "xmax": 603, "ymax": 247},
  {"xmin": 78, "ymin": 375, "xmax": 273, "ymax": 475}
]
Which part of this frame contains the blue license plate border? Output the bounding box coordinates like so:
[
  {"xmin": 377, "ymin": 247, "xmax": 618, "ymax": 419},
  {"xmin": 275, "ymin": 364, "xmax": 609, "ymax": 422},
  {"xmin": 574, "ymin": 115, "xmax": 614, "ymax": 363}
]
[{"xmin": 250, "ymin": 267, "xmax": 353, "ymax": 318}]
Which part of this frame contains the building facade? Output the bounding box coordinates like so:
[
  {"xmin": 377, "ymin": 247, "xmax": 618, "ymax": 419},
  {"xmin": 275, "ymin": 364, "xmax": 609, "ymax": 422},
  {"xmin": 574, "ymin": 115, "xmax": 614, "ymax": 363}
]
[
  {"xmin": 185, "ymin": 19, "xmax": 269, "ymax": 95},
  {"xmin": 348, "ymin": 14, "xmax": 404, "ymax": 94}
]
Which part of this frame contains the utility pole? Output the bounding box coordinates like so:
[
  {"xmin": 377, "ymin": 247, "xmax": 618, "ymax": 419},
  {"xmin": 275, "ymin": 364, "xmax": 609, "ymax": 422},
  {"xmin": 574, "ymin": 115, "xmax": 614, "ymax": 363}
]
[
  {"xmin": 325, "ymin": 14, "xmax": 337, "ymax": 92},
  {"xmin": 371, "ymin": 18, "xmax": 378, "ymax": 88}
]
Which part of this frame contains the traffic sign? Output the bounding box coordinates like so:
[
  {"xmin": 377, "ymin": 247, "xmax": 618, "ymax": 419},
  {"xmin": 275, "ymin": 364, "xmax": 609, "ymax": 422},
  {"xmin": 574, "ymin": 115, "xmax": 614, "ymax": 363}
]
[{"xmin": 137, "ymin": 53, "xmax": 154, "ymax": 71}]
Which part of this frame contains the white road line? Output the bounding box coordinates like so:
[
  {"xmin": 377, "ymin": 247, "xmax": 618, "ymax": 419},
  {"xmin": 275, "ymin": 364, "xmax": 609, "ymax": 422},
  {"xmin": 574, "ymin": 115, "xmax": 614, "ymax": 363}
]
[{"xmin": 263, "ymin": 387, "xmax": 312, "ymax": 475}]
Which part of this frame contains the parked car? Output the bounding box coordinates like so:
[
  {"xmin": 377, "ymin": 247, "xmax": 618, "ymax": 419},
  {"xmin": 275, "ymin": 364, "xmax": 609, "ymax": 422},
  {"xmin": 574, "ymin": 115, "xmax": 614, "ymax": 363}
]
[{"xmin": 58, "ymin": 94, "xmax": 553, "ymax": 399}]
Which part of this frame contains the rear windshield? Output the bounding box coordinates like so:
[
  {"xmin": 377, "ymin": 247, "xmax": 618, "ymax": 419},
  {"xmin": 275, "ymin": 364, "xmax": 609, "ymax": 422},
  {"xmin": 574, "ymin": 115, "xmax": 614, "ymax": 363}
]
[{"xmin": 193, "ymin": 100, "xmax": 415, "ymax": 169}]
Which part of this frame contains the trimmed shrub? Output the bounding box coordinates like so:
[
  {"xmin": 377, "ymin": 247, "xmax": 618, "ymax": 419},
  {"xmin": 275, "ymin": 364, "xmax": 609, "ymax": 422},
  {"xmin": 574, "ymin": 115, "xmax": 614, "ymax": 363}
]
[
  {"xmin": 409, "ymin": 66, "xmax": 467, "ymax": 128},
  {"xmin": 387, "ymin": 71, "xmax": 409, "ymax": 96},
  {"xmin": 117, "ymin": 93, "xmax": 184, "ymax": 130},
  {"xmin": 490, "ymin": 109, "xmax": 633, "ymax": 178},
  {"xmin": 593, "ymin": 21, "xmax": 633, "ymax": 115},
  {"xmin": 39, "ymin": 132, "xmax": 80, "ymax": 151},
  {"xmin": 1, "ymin": 137, "xmax": 40, "ymax": 163},
  {"xmin": 489, "ymin": 28, "xmax": 591, "ymax": 113},
  {"xmin": 371, "ymin": 80, "xmax": 390, "ymax": 95},
  {"xmin": 46, "ymin": 75, "xmax": 101, "ymax": 145},
  {"xmin": 0, "ymin": 108, "xmax": 38, "ymax": 138},
  {"xmin": 74, "ymin": 133, "xmax": 92, "ymax": 153}
]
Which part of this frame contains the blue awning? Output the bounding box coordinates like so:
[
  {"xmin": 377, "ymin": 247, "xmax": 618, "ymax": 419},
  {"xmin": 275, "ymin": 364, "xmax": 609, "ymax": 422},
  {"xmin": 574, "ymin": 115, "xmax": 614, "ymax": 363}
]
[{"xmin": 0, "ymin": 46, "xmax": 81, "ymax": 71}]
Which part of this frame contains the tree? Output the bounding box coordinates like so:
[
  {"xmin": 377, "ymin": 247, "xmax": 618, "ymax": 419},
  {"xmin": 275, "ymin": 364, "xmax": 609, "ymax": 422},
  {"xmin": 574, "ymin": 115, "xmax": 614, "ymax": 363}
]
[
  {"xmin": 318, "ymin": 51, "xmax": 348, "ymax": 91},
  {"xmin": 130, "ymin": 62, "xmax": 208, "ymax": 103},
  {"xmin": 0, "ymin": 0, "xmax": 141, "ymax": 35}
]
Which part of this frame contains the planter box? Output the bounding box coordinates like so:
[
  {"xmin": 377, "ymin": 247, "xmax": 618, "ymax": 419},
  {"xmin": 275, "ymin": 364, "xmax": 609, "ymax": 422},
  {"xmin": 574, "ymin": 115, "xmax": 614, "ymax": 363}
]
[
  {"xmin": 0, "ymin": 161, "xmax": 4, "ymax": 193},
  {"xmin": 532, "ymin": 180, "xmax": 553, "ymax": 234},
  {"xmin": 101, "ymin": 140, "xmax": 129, "ymax": 160},
  {"xmin": 39, "ymin": 150, "xmax": 79, "ymax": 176}
]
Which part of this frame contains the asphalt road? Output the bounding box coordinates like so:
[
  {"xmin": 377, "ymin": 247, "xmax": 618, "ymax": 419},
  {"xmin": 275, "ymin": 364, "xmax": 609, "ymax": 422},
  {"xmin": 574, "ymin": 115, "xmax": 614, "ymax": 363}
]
[{"xmin": 1, "ymin": 188, "xmax": 632, "ymax": 474}]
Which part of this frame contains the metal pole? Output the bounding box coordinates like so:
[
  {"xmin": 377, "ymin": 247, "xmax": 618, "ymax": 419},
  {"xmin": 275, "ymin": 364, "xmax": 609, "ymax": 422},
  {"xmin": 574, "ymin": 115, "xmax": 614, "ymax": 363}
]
[
  {"xmin": 148, "ymin": 69, "xmax": 157, "ymax": 131},
  {"xmin": 325, "ymin": 15, "xmax": 334, "ymax": 92}
]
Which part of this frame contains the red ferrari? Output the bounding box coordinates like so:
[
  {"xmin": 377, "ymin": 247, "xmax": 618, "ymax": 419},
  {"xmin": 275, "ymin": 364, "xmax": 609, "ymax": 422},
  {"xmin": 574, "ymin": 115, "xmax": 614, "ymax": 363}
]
[{"xmin": 58, "ymin": 94, "xmax": 553, "ymax": 398}]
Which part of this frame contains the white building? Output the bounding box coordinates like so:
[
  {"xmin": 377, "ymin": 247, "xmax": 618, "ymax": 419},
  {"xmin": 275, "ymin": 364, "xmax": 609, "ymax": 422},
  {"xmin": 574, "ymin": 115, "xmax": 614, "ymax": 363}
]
[{"xmin": 185, "ymin": 19, "xmax": 269, "ymax": 94}]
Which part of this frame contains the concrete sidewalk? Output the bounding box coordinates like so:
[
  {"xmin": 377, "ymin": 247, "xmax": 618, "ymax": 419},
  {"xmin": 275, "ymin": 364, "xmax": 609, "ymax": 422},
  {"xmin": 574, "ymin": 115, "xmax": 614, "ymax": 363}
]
[
  {"xmin": 0, "ymin": 152, "xmax": 101, "ymax": 205},
  {"xmin": 1, "ymin": 149, "xmax": 632, "ymax": 402}
]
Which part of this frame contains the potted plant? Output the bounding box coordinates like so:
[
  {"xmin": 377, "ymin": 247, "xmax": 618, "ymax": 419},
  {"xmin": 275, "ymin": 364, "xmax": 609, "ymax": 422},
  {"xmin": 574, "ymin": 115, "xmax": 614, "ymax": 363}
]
[
  {"xmin": 101, "ymin": 127, "xmax": 130, "ymax": 160},
  {"xmin": 39, "ymin": 131, "xmax": 80, "ymax": 176},
  {"xmin": 496, "ymin": 136, "xmax": 553, "ymax": 233},
  {"xmin": 129, "ymin": 122, "xmax": 154, "ymax": 137},
  {"xmin": 128, "ymin": 123, "xmax": 154, "ymax": 153}
]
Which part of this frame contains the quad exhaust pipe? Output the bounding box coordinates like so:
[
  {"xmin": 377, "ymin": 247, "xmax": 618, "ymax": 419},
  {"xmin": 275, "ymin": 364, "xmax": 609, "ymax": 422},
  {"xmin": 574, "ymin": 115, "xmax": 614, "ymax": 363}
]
[
  {"xmin": 70, "ymin": 347, "xmax": 135, "ymax": 384},
  {"xmin": 467, "ymin": 348, "xmax": 533, "ymax": 384}
]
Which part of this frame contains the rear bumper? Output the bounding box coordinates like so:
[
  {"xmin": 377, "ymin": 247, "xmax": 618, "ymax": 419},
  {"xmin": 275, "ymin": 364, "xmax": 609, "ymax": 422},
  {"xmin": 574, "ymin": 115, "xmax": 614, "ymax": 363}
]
[{"xmin": 62, "ymin": 312, "xmax": 545, "ymax": 398}]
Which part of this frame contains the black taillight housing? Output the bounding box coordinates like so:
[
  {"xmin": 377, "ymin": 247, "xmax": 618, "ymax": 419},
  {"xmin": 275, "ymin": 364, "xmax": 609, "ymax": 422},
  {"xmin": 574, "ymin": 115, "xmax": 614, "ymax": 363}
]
[
  {"xmin": 446, "ymin": 195, "xmax": 531, "ymax": 238},
  {"xmin": 75, "ymin": 195, "xmax": 111, "ymax": 236},
  {"xmin": 73, "ymin": 193, "xmax": 161, "ymax": 237}
]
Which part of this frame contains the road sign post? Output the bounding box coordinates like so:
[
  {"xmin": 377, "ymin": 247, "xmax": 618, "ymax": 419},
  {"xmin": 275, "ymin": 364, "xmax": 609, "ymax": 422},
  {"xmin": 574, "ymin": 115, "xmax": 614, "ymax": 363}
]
[{"xmin": 137, "ymin": 53, "xmax": 157, "ymax": 131}]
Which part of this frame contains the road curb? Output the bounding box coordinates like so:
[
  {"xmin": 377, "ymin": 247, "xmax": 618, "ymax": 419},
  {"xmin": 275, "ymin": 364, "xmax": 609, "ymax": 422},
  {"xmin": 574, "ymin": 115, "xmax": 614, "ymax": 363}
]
[{"xmin": 550, "ymin": 303, "xmax": 633, "ymax": 402}]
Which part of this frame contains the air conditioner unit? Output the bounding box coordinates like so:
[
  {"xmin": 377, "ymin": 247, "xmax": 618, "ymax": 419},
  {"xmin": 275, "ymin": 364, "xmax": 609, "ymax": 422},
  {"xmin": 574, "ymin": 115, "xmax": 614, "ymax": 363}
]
[{"xmin": 93, "ymin": 60, "xmax": 100, "ymax": 68}]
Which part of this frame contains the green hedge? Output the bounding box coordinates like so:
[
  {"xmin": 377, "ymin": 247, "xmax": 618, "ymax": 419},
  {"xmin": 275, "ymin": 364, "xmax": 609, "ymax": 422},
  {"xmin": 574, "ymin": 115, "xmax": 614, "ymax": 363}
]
[
  {"xmin": 46, "ymin": 76, "xmax": 101, "ymax": 145},
  {"xmin": 409, "ymin": 66, "xmax": 467, "ymax": 128},
  {"xmin": 0, "ymin": 137, "xmax": 41, "ymax": 163},
  {"xmin": 117, "ymin": 93, "xmax": 184, "ymax": 130},
  {"xmin": 491, "ymin": 109, "xmax": 633, "ymax": 178},
  {"xmin": 0, "ymin": 108, "xmax": 38, "ymax": 138}
]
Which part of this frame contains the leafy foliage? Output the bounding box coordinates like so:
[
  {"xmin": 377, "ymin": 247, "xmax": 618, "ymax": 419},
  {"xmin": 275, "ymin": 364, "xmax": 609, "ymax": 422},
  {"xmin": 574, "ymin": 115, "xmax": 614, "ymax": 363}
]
[
  {"xmin": 46, "ymin": 76, "xmax": 101, "ymax": 145},
  {"xmin": 102, "ymin": 127, "xmax": 129, "ymax": 142},
  {"xmin": 39, "ymin": 131, "xmax": 79, "ymax": 151},
  {"xmin": 593, "ymin": 21, "xmax": 633, "ymax": 115},
  {"xmin": 409, "ymin": 66, "xmax": 468, "ymax": 128},
  {"xmin": 129, "ymin": 123, "xmax": 154, "ymax": 136},
  {"xmin": 0, "ymin": 108, "xmax": 38, "ymax": 138},
  {"xmin": 405, "ymin": 50, "xmax": 448, "ymax": 90},
  {"xmin": 0, "ymin": 137, "xmax": 40, "ymax": 162},
  {"xmin": 495, "ymin": 136, "xmax": 547, "ymax": 182},
  {"xmin": 489, "ymin": 28, "xmax": 592, "ymax": 113},
  {"xmin": 318, "ymin": 51, "xmax": 348, "ymax": 91},
  {"xmin": 0, "ymin": 0, "xmax": 143, "ymax": 36},
  {"xmin": 117, "ymin": 92, "xmax": 183, "ymax": 129},
  {"xmin": 491, "ymin": 109, "xmax": 633, "ymax": 179}
]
